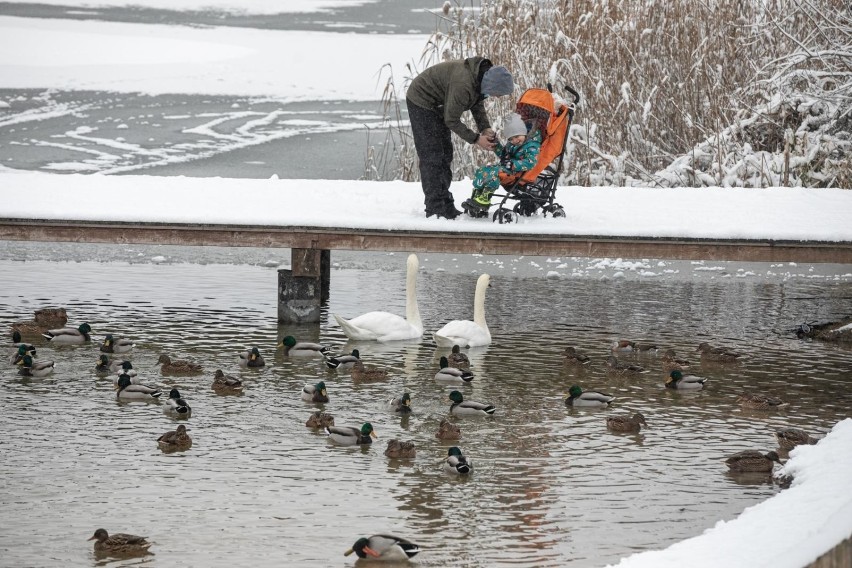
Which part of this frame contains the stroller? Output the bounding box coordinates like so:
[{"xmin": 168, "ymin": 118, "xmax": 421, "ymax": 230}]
[{"xmin": 462, "ymin": 83, "xmax": 580, "ymax": 223}]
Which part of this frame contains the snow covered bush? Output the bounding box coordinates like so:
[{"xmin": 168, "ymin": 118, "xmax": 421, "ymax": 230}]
[{"xmin": 368, "ymin": 0, "xmax": 851, "ymax": 188}]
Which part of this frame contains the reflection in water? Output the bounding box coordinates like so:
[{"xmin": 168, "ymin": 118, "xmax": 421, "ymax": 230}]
[{"xmin": 0, "ymin": 246, "xmax": 850, "ymax": 567}]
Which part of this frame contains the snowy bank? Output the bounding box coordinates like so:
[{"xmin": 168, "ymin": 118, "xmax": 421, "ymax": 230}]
[
  {"xmin": 0, "ymin": 170, "xmax": 850, "ymax": 242},
  {"xmin": 0, "ymin": 16, "xmax": 426, "ymax": 99},
  {"xmin": 607, "ymin": 418, "xmax": 852, "ymax": 568},
  {"xmin": 0, "ymin": 0, "xmax": 373, "ymax": 14}
]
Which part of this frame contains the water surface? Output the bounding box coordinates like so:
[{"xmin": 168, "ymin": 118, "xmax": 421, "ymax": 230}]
[{"xmin": 0, "ymin": 243, "xmax": 850, "ymax": 567}]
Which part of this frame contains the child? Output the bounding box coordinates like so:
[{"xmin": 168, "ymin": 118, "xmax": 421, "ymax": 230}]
[{"xmin": 463, "ymin": 112, "xmax": 541, "ymax": 213}]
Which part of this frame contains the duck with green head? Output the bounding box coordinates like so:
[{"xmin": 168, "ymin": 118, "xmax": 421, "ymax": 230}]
[
  {"xmin": 564, "ymin": 385, "xmax": 615, "ymax": 407},
  {"xmin": 278, "ymin": 335, "xmax": 331, "ymax": 356},
  {"xmin": 164, "ymin": 388, "xmax": 191, "ymax": 418},
  {"xmin": 325, "ymin": 349, "xmax": 360, "ymax": 370},
  {"xmin": 301, "ymin": 381, "xmax": 329, "ymax": 403},
  {"xmin": 665, "ymin": 370, "xmax": 707, "ymax": 390},
  {"xmin": 344, "ymin": 534, "xmax": 420, "ymax": 560},
  {"xmin": 443, "ymin": 446, "xmax": 472, "ymax": 474},
  {"xmin": 238, "ymin": 346, "xmax": 266, "ymax": 368},
  {"xmin": 448, "ymin": 390, "xmax": 495, "ymax": 416},
  {"xmin": 42, "ymin": 322, "xmax": 91, "ymax": 344},
  {"xmin": 116, "ymin": 374, "xmax": 161, "ymax": 401},
  {"xmin": 387, "ymin": 392, "xmax": 412, "ymax": 414},
  {"xmin": 100, "ymin": 334, "xmax": 134, "ymax": 354},
  {"xmin": 9, "ymin": 331, "xmax": 36, "ymax": 363},
  {"xmin": 17, "ymin": 354, "xmax": 55, "ymax": 377},
  {"xmin": 435, "ymin": 356, "xmax": 474, "ymax": 383},
  {"xmin": 326, "ymin": 422, "xmax": 376, "ymax": 445}
]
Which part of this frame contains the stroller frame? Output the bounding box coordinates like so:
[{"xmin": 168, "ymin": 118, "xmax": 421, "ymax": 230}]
[{"xmin": 463, "ymin": 83, "xmax": 580, "ymax": 223}]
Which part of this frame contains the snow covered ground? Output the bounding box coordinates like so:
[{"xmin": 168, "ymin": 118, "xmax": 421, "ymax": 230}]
[
  {"xmin": 1, "ymin": 169, "xmax": 851, "ymax": 243},
  {"xmin": 0, "ymin": 0, "xmax": 372, "ymax": 15}
]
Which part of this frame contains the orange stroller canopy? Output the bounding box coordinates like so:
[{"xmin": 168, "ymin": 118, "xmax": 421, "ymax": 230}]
[{"xmin": 513, "ymin": 88, "xmax": 572, "ymax": 185}]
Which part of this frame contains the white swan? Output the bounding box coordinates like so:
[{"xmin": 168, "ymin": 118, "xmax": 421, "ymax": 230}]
[
  {"xmin": 433, "ymin": 273, "xmax": 491, "ymax": 348},
  {"xmin": 333, "ymin": 253, "xmax": 423, "ymax": 342}
]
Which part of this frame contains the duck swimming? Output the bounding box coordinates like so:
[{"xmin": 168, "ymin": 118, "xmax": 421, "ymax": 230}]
[
  {"xmin": 384, "ymin": 439, "xmax": 416, "ymax": 458},
  {"xmin": 238, "ymin": 347, "xmax": 265, "ymax": 368},
  {"xmin": 18, "ymin": 354, "xmax": 55, "ymax": 377},
  {"xmin": 665, "ymin": 370, "xmax": 707, "ymax": 390},
  {"xmin": 88, "ymin": 528, "xmax": 152, "ymax": 556},
  {"xmin": 301, "ymin": 381, "xmax": 329, "ymax": 403},
  {"xmin": 725, "ymin": 450, "xmax": 782, "ymax": 472},
  {"xmin": 157, "ymin": 354, "xmax": 202, "ymax": 375},
  {"xmin": 344, "ymin": 534, "xmax": 420, "ymax": 561},
  {"xmin": 564, "ymin": 385, "xmax": 615, "ymax": 407},
  {"xmin": 435, "ymin": 356, "xmax": 474, "ymax": 383},
  {"xmin": 606, "ymin": 412, "xmax": 647, "ymax": 433},
  {"xmin": 116, "ymin": 374, "xmax": 161, "ymax": 401},
  {"xmin": 42, "ymin": 322, "xmax": 91, "ymax": 345},
  {"xmin": 157, "ymin": 424, "xmax": 192, "ymax": 451},
  {"xmin": 278, "ymin": 335, "xmax": 331, "ymax": 356},
  {"xmin": 164, "ymin": 388, "xmax": 191, "ymax": 418},
  {"xmin": 443, "ymin": 446, "xmax": 472, "ymax": 474},
  {"xmin": 387, "ymin": 392, "xmax": 412, "ymax": 414},
  {"xmin": 448, "ymin": 390, "xmax": 495, "ymax": 416},
  {"xmin": 212, "ymin": 369, "xmax": 243, "ymax": 394},
  {"xmin": 326, "ymin": 422, "xmax": 376, "ymax": 446},
  {"xmin": 448, "ymin": 344, "xmax": 471, "ymax": 369},
  {"xmin": 324, "ymin": 349, "xmax": 360, "ymax": 370},
  {"xmin": 100, "ymin": 334, "xmax": 134, "ymax": 354}
]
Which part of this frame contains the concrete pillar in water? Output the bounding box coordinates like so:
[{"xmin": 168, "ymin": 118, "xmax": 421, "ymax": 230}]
[{"xmin": 277, "ymin": 248, "xmax": 330, "ymax": 323}]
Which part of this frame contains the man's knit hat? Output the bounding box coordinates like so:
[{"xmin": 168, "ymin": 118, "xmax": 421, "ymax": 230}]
[
  {"xmin": 481, "ymin": 65, "xmax": 514, "ymax": 96},
  {"xmin": 503, "ymin": 113, "xmax": 527, "ymax": 139}
]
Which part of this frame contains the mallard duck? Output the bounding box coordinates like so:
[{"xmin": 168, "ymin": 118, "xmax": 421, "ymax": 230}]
[
  {"xmin": 737, "ymin": 392, "xmax": 788, "ymax": 410},
  {"xmin": 157, "ymin": 424, "xmax": 192, "ymax": 451},
  {"xmin": 326, "ymin": 422, "xmax": 376, "ymax": 446},
  {"xmin": 435, "ymin": 418, "xmax": 461, "ymax": 440},
  {"xmin": 42, "ymin": 322, "xmax": 91, "ymax": 344},
  {"xmin": 563, "ymin": 346, "xmax": 591, "ymax": 366},
  {"xmin": 238, "ymin": 347, "xmax": 265, "ymax": 368},
  {"xmin": 96, "ymin": 354, "xmax": 123, "ymax": 374},
  {"xmin": 109, "ymin": 363, "xmax": 141, "ymax": 387},
  {"xmin": 100, "ymin": 334, "xmax": 134, "ymax": 354},
  {"xmin": 333, "ymin": 253, "xmax": 423, "ymax": 342},
  {"xmin": 435, "ymin": 356, "xmax": 474, "ymax": 383},
  {"xmin": 212, "ymin": 369, "xmax": 243, "ymax": 394},
  {"xmin": 448, "ymin": 344, "xmax": 471, "ymax": 369},
  {"xmin": 351, "ymin": 359, "xmax": 389, "ymax": 382},
  {"xmin": 725, "ymin": 450, "xmax": 782, "ymax": 472},
  {"xmin": 305, "ymin": 411, "xmax": 335, "ymax": 429},
  {"xmin": 384, "ymin": 439, "xmax": 416, "ymax": 458},
  {"xmin": 564, "ymin": 385, "xmax": 615, "ymax": 407},
  {"xmin": 611, "ymin": 340, "xmax": 635, "ymax": 352},
  {"xmin": 278, "ymin": 335, "xmax": 331, "ymax": 356},
  {"xmin": 344, "ymin": 535, "xmax": 420, "ymax": 560},
  {"xmin": 9, "ymin": 331, "xmax": 36, "ymax": 363},
  {"xmin": 164, "ymin": 388, "xmax": 191, "ymax": 418},
  {"xmin": 88, "ymin": 528, "xmax": 152, "ymax": 555},
  {"xmin": 157, "ymin": 354, "xmax": 202, "ymax": 375},
  {"xmin": 9, "ymin": 344, "xmax": 35, "ymax": 365},
  {"xmin": 388, "ymin": 392, "xmax": 412, "ymax": 414},
  {"xmin": 324, "ymin": 349, "xmax": 360, "ymax": 370},
  {"xmin": 665, "ymin": 370, "xmax": 707, "ymax": 390},
  {"xmin": 116, "ymin": 374, "xmax": 161, "ymax": 401},
  {"xmin": 434, "ymin": 273, "xmax": 491, "ymax": 348},
  {"xmin": 606, "ymin": 355, "xmax": 645, "ymax": 375},
  {"xmin": 301, "ymin": 381, "xmax": 329, "ymax": 403},
  {"xmin": 443, "ymin": 446, "xmax": 472, "ymax": 474},
  {"xmin": 17, "ymin": 354, "xmax": 55, "ymax": 377},
  {"xmin": 606, "ymin": 412, "xmax": 647, "ymax": 432},
  {"xmin": 448, "ymin": 390, "xmax": 495, "ymax": 416},
  {"xmin": 697, "ymin": 342, "xmax": 743, "ymax": 362},
  {"xmin": 775, "ymin": 428, "xmax": 818, "ymax": 451},
  {"xmin": 661, "ymin": 349, "xmax": 691, "ymax": 371}
]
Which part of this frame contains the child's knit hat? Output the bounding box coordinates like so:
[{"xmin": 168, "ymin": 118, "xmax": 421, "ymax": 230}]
[{"xmin": 503, "ymin": 113, "xmax": 527, "ymax": 139}]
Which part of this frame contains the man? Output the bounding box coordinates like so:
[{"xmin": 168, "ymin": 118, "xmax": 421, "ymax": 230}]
[{"xmin": 406, "ymin": 57, "xmax": 514, "ymax": 219}]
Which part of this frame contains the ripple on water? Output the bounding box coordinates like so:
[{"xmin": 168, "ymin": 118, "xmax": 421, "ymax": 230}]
[{"xmin": 0, "ymin": 255, "xmax": 850, "ymax": 567}]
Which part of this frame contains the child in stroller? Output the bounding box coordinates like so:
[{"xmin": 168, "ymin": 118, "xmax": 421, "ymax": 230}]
[
  {"xmin": 462, "ymin": 113, "xmax": 541, "ymax": 215},
  {"xmin": 461, "ymin": 84, "xmax": 580, "ymax": 222}
]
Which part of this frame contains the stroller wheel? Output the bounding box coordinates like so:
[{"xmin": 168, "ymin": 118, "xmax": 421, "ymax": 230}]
[
  {"xmin": 513, "ymin": 201, "xmax": 538, "ymax": 217},
  {"xmin": 492, "ymin": 207, "xmax": 518, "ymax": 224},
  {"xmin": 551, "ymin": 206, "xmax": 566, "ymax": 218}
]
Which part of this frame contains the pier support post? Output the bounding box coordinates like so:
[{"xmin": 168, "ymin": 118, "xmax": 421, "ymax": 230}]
[{"xmin": 277, "ymin": 248, "xmax": 330, "ymax": 323}]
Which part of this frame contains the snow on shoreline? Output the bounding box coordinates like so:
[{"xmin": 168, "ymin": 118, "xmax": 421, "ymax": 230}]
[
  {"xmin": 606, "ymin": 418, "xmax": 852, "ymax": 568},
  {"xmin": 0, "ymin": 0, "xmax": 373, "ymax": 15}
]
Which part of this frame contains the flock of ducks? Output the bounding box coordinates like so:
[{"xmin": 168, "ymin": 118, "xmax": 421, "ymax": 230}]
[
  {"xmin": 559, "ymin": 339, "xmax": 820, "ymax": 475},
  {"xmin": 7, "ymin": 256, "xmax": 824, "ymax": 562}
]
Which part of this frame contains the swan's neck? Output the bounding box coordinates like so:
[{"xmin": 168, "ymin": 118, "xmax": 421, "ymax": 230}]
[
  {"xmin": 405, "ymin": 260, "xmax": 422, "ymax": 329},
  {"xmin": 473, "ymin": 278, "xmax": 488, "ymax": 331}
]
